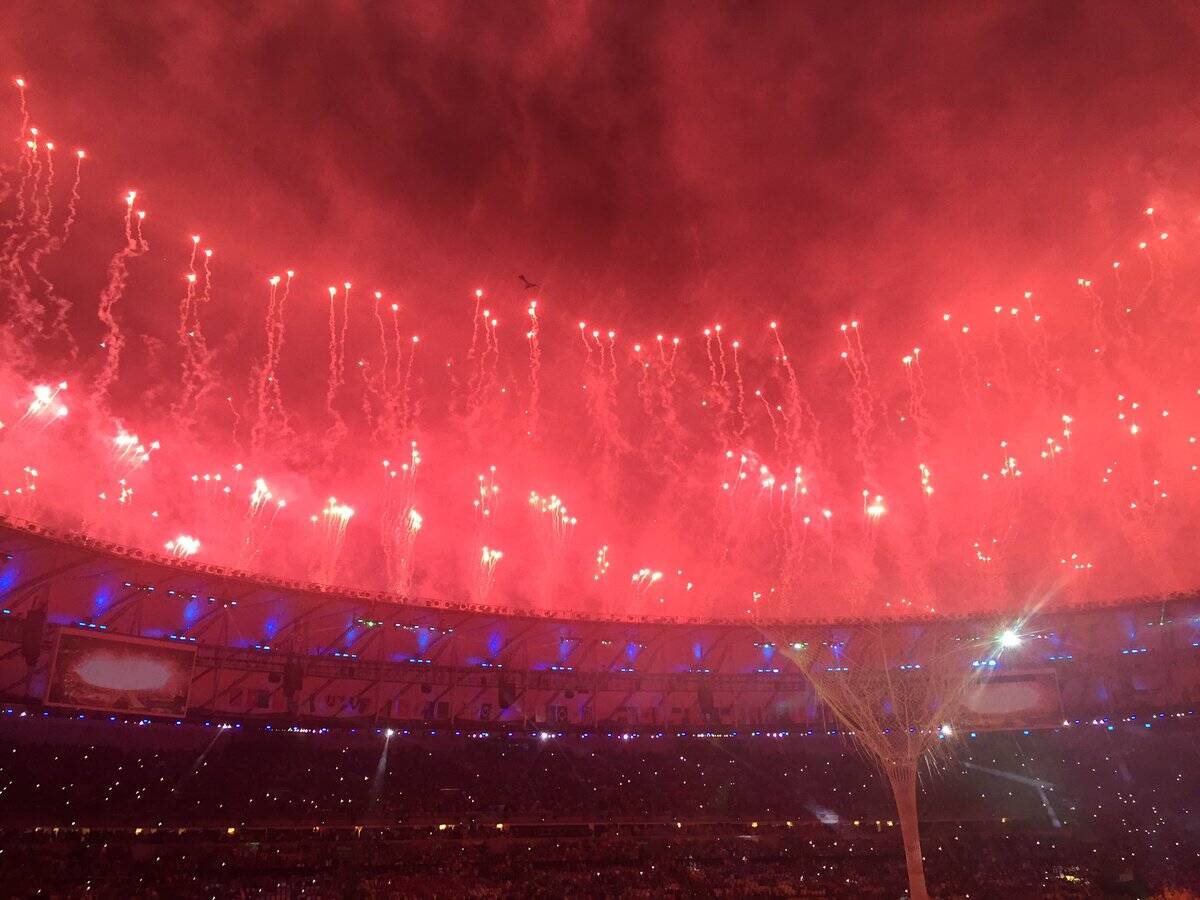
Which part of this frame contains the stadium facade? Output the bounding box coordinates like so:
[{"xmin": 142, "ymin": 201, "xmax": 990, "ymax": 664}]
[{"xmin": 1, "ymin": 515, "xmax": 1196, "ymax": 731}]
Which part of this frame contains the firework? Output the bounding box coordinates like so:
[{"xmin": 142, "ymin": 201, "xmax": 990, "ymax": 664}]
[{"xmin": 0, "ymin": 76, "xmax": 1197, "ymax": 623}]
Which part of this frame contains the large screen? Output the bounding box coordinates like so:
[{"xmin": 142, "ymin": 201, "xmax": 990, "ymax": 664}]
[
  {"xmin": 963, "ymin": 672, "xmax": 1062, "ymax": 730},
  {"xmin": 45, "ymin": 629, "xmax": 197, "ymax": 717}
]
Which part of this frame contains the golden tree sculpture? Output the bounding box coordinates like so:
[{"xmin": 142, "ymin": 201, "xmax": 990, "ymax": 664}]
[{"xmin": 791, "ymin": 624, "xmax": 986, "ymax": 900}]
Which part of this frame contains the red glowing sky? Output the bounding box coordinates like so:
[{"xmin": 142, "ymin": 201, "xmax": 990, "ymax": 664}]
[
  {"xmin": 2, "ymin": 2, "xmax": 1200, "ymax": 620},
  {"xmin": 6, "ymin": 2, "xmax": 1200, "ymax": 321}
]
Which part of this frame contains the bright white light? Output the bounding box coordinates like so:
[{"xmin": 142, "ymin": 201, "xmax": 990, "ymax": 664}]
[
  {"xmin": 939, "ymin": 723, "xmax": 953, "ymax": 737},
  {"xmin": 385, "ymin": 728, "xmax": 395, "ymax": 738},
  {"xmin": 998, "ymin": 629, "xmax": 1022, "ymax": 649}
]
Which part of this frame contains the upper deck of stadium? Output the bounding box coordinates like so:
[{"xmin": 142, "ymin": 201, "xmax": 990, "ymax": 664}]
[{"xmin": 1, "ymin": 514, "xmax": 1197, "ymax": 731}]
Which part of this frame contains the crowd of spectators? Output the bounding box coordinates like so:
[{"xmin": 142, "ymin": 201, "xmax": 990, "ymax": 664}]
[{"xmin": 0, "ymin": 712, "xmax": 1197, "ymax": 896}]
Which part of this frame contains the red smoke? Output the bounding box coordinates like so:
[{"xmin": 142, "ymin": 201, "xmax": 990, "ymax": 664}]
[{"xmin": 1, "ymin": 3, "xmax": 1199, "ymax": 619}]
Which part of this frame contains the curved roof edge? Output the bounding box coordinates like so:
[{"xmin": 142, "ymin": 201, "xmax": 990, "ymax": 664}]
[{"xmin": 2, "ymin": 514, "xmax": 1195, "ymax": 629}]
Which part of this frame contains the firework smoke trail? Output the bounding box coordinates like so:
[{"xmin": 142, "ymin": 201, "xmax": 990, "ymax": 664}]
[
  {"xmin": 311, "ymin": 497, "xmax": 354, "ymax": 583},
  {"xmin": 731, "ymin": 338, "xmax": 748, "ymax": 438},
  {"xmin": 528, "ymin": 488, "xmax": 576, "ymax": 605},
  {"xmin": 485, "ymin": 309, "xmax": 501, "ymax": 394},
  {"xmin": 468, "ymin": 287, "xmax": 483, "ymax": 361},
  {"xmin": 768, "ymin": 331, "xmax": 825, "ymax": 585},
  {"xmin": 61, "ymin": 149, "xmax": 83, "ymax": 242},
  {"xmin": 941, "ymin": 313, "xmax": 979, "ymax": 412},
  {"xmin": 201, "ymin": 244, "xmax": 213, "ymax": 302},
  {"xmin": 0, "ymin": 115, "xmax": 33, "ymax": 244},
  {"xmin": 29, "ymin": 148, "xmax": 85, "ymax": 353},
  {"xmin": 373, "ymin": 291, "xmax": 389, "ymax": 396},
  {"xmin": 14, "ymin": 77, "xmax": 28, "ymax": 149},
  {"xmin": 239, "ymin": 476, "xmax": 285, "ymax": 566},
  {"xmin": 701, "ymin": 325, "xmax": 733, "ymax": 442},
  {"xmin": 465, "ymin": 293, "xmax": 486, "ymax": 405},
  {"xmin": 633, "ymin": 342, "xmax": 653, "ymax": 414},
  {"xmin": 4, "ymin": 135, "xmax": 55, "ymax": 279},
  {"xmin": 14, "ymin": 126, "xmax": 43, "ymax": 241},
  {"xmin": 1081, "ymin": 275, "xmax": 1111, "ymax": 354},
  {"xmin": 580, "ymin": 325, "xmax": 628, "ymax": 499},
  {"xmin": 642, "ymin": 334, "xmax": 687, "ymax": 474},
  {"xmin": 899, "ymin": 342, "xmax": 943, "ymax": 610},
  {"xmin": 359, "ymin": 289, "xmax": 391, "ymax": 445},
  {"xmin": 769, "ymin": 321, "xmax": 823, "ymax": 473},
  {"xmin": 324, "ymin": 285, "xmax": 348, "ymax": 451},
  {"xmin": 703, "ymin": 326, "xmax": 718, "ymax": 387},
  {"xmin": 525, "ymin": 299, "xmax": 541, "ymax": 440},
  {"xmin": 180, "ymin": 241, "xmax": 217, "ymax": 429},
  {"xmin": 838, "ymin": 319, "xmax": 877, "ymax": 480},
  {"xmin": 768, "ymin": 320, "xmax": 834, "ymax": 601},
  {"xmin": 528, "ymin": 489, "xmax": 577, "ymax": 553},
  {"xmin": 900, "ymin": 347, "xmax": 930, "ymax": 451},
  {"xmin": 462, "ymin": 300, "xmax": 503, "ymax": 452},
  {"xmin": 401, "ymin": 333, "xmax": 418, "ymax": 432},
  {"xmin": 260, "ymin": 269, "xmax": 294, "ymax": 450},
  {"xmin": 989, "ymin": 304, "xmax": 1017, "ymax": 408},
  {"xmin": 13, "ymin": 135, "xmax": 49, "ymax": 234},
  {"xmin": 1017, "ymin": 291, "xmax": 1055, "ymax": 405},
  {"xmin": 10, "ymin": 137, "xmax": 57, "ymax": 333},
  {"xmin": 34, "ymin": 137, "xmax": 54, "ymax": 244},
  {"xmin": 0, "ymin": 79, "xmax": 33, "ymax": 301},
  {"xmin": 460, "ymin": 289, "xmax": 494, "ymax": 426},
  {"xmin": 755, "ymin": 388, "xmax": 780, "ymax": 451},
  {"xmin": 389, "ymin": 301, "xmax": 403, "ymax": 385},
  {"xmin": 713, "ymin": 326, "xmax": 736, "ymax": 442},
  {"xmin": 251, "ymin": 275, "xmax": 282, "ymax": 453},
  {"xmin": 172, "ymin": 237, "xmax": 202, "ymax": 431},
  {"xmin": 339, "ymin": 281, "xmax": 351, "ymax": 385},
  {"xmin": 381, "ymin": 443, "xmax": 422, "ymax": 593},
  {"xmin": 0, "ymin": 130, "xmax": 49, "ymax": 347},
  {"xmin": 94, "ymin": 192, "xmax": 148, "ymax": 403},
  {"xmin": 478, "ymin": 545, "xmax": 503, "ymax": 599}
]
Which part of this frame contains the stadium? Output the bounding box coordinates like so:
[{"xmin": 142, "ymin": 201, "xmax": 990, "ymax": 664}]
[
  {"xmin": 1, "ymin": 514, "xmax": 1199, "ymax": 896},
  {"xmin": 3, "ymin": 515, "xmax": 1198, "ymax": 732},
  {"xmin": 4, "ymin": 3, "xmax": 1200, "ymax": 897}
]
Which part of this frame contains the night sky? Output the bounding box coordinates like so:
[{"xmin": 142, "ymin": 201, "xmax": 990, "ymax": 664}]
[
  {"xmin": 6, "ymin": 1, "xmax": 1199, "ymax": 323},
  {"xmin": 2, "ymin": 2, "xmax": 1199, "ymax": 618}
]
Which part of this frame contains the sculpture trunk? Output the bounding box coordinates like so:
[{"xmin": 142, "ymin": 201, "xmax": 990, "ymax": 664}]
[{"xmin": 887, "ymin": 760, "xmax": 929, "ymax": 900}]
